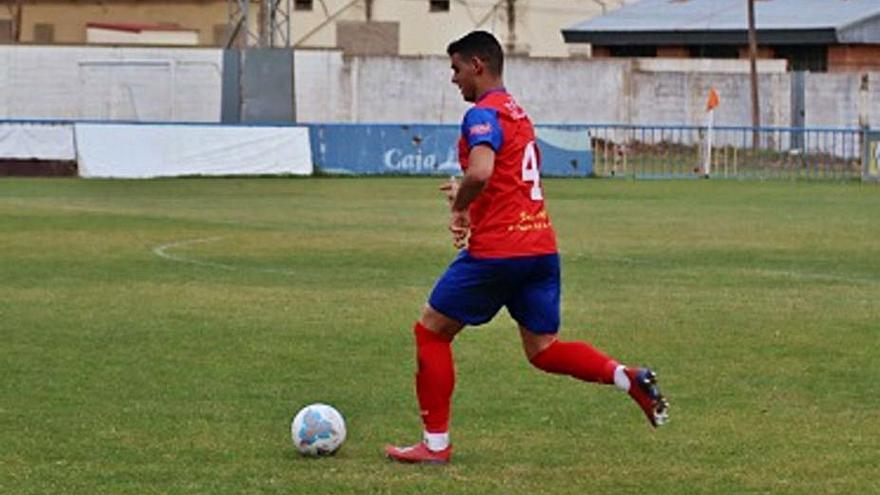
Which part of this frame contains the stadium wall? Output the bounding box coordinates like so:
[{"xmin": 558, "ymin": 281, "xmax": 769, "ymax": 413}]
[
  {"xmin": 804, "ymin": 72, "xmax": 880, "ymax": 129},
  {"xmin": 629, "ymin": 71, "xmax": 791, "ymax": 128},
  {"xmin": 0, "ymin": 45, "xmax": 222, "ymax": 122},
  {"xmin": 292, "ymin": 53, "xmax": 877, "ymax": 129},
  {"xmin": 0, "ymin": 46, "xmax": 878, "ymax": 129}
]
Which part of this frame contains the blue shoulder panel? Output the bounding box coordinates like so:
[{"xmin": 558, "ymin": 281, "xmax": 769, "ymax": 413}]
[{"xmin": 460, "ymin": 107, "xmax": 503, "ymax": 152}]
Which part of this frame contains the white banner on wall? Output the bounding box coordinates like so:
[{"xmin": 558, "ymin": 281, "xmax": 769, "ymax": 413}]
[
  {"xmin": 74, "ymin": 123, "xmax": 313, "ymax": 178},
  {"xmin": 0, "ymin": 122, "xmax": 76, "ymax": 160}
]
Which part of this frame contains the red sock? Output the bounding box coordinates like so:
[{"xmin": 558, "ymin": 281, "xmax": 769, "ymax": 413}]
[
  {"xmin": 529, "ymin": 339, "xmax": 618, "ymax": 384},
  {"xmin": 414, "ymin": 322, "xmax": 455, "ymax": 433}
]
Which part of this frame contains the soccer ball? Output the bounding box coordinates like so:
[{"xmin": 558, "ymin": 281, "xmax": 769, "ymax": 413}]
[{"xmin": 290, "ymin": 403, "xmax": 346, "ymax": 456}]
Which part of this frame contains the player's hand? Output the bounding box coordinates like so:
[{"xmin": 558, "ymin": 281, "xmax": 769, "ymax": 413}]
[
  {"xmin": 439, "ymin": 176, "xmax": 459, "ymax": 205},
  {"xmin": 449, "ymin": 209, "xmax": 470, "ymax": 249}
]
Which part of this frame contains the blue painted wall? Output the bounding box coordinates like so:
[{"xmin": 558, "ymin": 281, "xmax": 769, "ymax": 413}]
[{"xmin": 307, "ymin": 124, "xmax": 593, "ymax": 176}]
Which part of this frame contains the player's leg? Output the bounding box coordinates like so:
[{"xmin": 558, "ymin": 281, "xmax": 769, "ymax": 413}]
[
  {"xmin": 385, "ymin": 305, "xmax": 461, "ymax": 464},
  {"xmin": 521, "ymin": 324, "xmax": 669, "ymax": 427},
  {"xmin": 509, "ymin": 254, "xmax": 669, "ymax": 427},
  {"xmin": 519, "ymin": 325, "xmax": 619, "ymax": 385},
  {"xmin": 507, "ymin": 254, "xmax": 618, "ymax": 384},
  {"xmin": 386, "ymin": 252, "xmax": 508, "ymax": 464}
]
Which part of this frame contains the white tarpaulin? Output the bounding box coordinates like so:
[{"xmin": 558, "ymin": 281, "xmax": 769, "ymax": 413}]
[
  {"xmin": 0, "ymin": 122, "xmax": 76, "ymax": 160},
  {"xmin": 75, "ymin": 123, "xmax": 313, "ymax": 178}
]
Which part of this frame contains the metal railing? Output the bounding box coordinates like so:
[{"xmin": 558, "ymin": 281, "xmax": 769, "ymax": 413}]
[{"xmin": 588, "ymin": 124, "xmax": 865, "ymax": 180}]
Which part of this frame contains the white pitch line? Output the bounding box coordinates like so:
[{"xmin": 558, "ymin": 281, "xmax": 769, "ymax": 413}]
[
  {"xmin": 151, "ymin": 236, "xmax": 237, "ymax": 271},
  {"xmin": 151, "ymin": 236, "xmax": 298, "ymax": 276}
]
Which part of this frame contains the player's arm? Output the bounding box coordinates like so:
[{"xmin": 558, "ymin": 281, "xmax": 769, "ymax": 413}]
[
  {"xmin": 447, "ymin": 107, "xmax": 501, "ymax": 249},
  {"xmin": 448, "ymin": 145, "xmax": 494, "ymax": 249},
  {"xmin": 451, "ymin": 107, "xmax": 502, "ymax": 212},
  {"xmin": 451, "ymin": 144, "xmax": 494, "ymax": 212}
]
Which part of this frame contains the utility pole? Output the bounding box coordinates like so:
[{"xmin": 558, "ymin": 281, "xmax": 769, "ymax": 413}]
[
  {"xmin": 228, "ymin": 0, "xmax": 291, "ymax": 48},
  {"xmin": 747, "ymin": 0, "xmax": 760, "ymax": 150},
  {"xmin": 261, "ymin": 0, "xmax": 291, "ymax": 48},
  {"xmin": 5, "ymin": 0, "xmax": 23, "ymax": 43},
  {"xmin": 505, "ymin": 0, "xmax": 516, "ymax": 54}
]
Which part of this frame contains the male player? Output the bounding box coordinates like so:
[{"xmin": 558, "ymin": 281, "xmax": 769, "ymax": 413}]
[{"xmin": 385, "ymin": 31, "xmax": 668, "ymax": 465}]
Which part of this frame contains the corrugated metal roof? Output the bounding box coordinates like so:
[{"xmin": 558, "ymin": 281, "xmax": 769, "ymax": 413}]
[{"xmin": 566, "ymin": 0, "xmax": 880, "ymax": 33}]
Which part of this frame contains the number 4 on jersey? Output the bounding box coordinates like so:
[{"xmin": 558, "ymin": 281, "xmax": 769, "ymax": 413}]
[{"xmin": 521, "ymin": 141, "xmax": 543, "ymax": 201}]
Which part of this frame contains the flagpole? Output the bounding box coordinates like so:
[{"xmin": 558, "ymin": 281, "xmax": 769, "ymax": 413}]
[
  {"xmin": 703, "ymin": 87, "xmax": 720, "ymax": 178},
  {"xmin": 704, "ymin": 109, "xmax": 714, "ymax": 178}
]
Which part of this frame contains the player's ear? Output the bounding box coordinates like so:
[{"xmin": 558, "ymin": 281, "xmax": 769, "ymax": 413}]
[{"xmin": 471, "ymin": 55, "xmax": 486, "ymax": 75}]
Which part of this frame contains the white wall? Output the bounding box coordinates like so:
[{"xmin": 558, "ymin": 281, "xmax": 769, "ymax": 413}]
[
  {"xmin": 507, "ymin": 57, "xmax": 631, "ymax": 124},
  {"xmin": 630, "ymin": 71, "xmax": 791, "ymax": 127},
  {"xmin": 293, "ymin": 54, "xmax": 631, "ymax": 124},
  {"xmin": 338, "ymin": 55, "xmax": 469, "ymax": 123},
  {"xmin": 0, "ymin": 45, "xmax": 222, "ymax": 121},
  {"xmin": 308, "ymin": 54, "xmax": 801, "ymax": 127},
  {"xmin": 293, "ymin": 50, "xmax": 350, "ymax": 122},
  {"xmin": 0, "ymin": 45, "xmax": 877, "ymax": 129},
  {"xmin": 871, "ymin": 73, "xmax": 880, "ymax": 129}
]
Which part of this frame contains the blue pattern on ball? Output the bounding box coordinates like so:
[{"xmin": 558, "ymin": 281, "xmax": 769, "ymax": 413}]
[{"xmin": 298, "ymin": 409, "xmax": 334, "ymax": 446}]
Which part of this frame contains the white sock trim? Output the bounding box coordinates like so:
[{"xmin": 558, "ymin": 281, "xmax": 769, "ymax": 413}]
[
  {"xmin": 613, "ymin": 365, "xmax": 630, "ymax": 391},
  {"xmin": 423, "ymin": 431, "xmax": 450, "ymax": 451}
]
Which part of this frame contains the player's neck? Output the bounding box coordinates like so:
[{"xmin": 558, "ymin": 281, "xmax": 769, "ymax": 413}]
[{"xmin": 474, "ymin": 80, "xmax": 505, "ymax": 102}]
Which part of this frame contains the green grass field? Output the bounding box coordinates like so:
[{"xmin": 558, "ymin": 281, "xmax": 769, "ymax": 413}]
[{"xmin": 1, "ymin": 178, "xmax": 878, "ymax": 494}]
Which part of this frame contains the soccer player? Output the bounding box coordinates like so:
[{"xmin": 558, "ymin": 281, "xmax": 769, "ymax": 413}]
[{"xmin": 385, "ymin": 31, "xmax": 669, "ymax": 465}]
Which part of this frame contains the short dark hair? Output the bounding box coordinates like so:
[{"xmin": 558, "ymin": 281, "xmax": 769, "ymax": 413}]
[{"xmin": 446, "ymin": 31, "xmax": 504, "ymax": 75}]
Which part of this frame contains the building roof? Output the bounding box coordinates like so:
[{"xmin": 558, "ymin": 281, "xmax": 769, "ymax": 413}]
[
  {"xmin": 563, "ymin": 0, "xmax": 880, "ymax": 46},
  {"xmin": 86, "ymin": 22, "xmax": 195, "ymax": 33}
]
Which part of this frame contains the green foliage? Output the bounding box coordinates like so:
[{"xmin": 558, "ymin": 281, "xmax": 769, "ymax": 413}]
[{"xmin": 1, "ymin": 178, "xmax": 878, "ymax": 494}]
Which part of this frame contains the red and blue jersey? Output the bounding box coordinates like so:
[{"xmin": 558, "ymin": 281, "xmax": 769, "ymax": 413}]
[{"xmin": 458, "ymin": 88, "xmax": 557, "ymax": 259}]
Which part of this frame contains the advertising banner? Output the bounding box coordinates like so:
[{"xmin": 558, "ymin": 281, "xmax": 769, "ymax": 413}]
[{"xmin": 309, "ymin": 124, "xmax": 593, "ymax": 177}]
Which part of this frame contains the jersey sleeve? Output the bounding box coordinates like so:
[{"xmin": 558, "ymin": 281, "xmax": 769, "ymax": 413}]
[{"xmin": 460, "ymin": 107, "xmax": 503, "ymax": 152}]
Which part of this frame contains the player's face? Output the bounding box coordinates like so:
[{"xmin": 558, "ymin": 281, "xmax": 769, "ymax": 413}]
[{"xmin": 450, "ymin": 52, "xmax": 478, "ymax": 103}]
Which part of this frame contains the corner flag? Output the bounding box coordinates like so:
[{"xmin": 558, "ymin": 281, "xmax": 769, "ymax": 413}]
[{"xmin": 706, "ymin": 87, "xmax": 720, "ymax": 112}]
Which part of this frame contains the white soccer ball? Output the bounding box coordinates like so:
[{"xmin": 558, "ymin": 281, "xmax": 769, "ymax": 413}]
[{"xmin": 291, "ymin": 403, "xmax": 346, "ymax": 456}]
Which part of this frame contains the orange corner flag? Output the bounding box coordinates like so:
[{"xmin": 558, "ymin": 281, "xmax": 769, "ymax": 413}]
[{"xmin": 706, "ymin": 87, "xmax": 720, "ymax": 112}]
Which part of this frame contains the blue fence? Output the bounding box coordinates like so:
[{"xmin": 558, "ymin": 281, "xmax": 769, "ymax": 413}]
[
  {"xmin": 307, "ymin": 123, "xmax": 594, "ymax": 177},
  {"xmin": 587, "ymin": 124, "xmax": 865, "ymax": 180},
  {"xmin": 865, "ymin": 131, "xmax": 880, "ymax": 182}
]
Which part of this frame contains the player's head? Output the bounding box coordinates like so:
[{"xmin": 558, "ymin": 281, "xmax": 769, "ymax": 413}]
[{"xmin": 447, "ymin": 31, "xmax": 504, "ymax": 103}]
